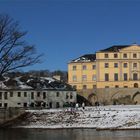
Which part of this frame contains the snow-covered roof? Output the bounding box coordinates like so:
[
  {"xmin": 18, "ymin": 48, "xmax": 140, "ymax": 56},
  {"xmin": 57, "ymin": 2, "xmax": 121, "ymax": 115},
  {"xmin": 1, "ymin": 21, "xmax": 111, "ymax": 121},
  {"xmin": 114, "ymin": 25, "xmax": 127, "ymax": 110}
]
[
  {"xmin": 0, "ymin": 76, "xmax": 74, "ymax": 91},
  {"xmin": 70, "ymin": 54, "xmax": 96, "ymax": 63}
]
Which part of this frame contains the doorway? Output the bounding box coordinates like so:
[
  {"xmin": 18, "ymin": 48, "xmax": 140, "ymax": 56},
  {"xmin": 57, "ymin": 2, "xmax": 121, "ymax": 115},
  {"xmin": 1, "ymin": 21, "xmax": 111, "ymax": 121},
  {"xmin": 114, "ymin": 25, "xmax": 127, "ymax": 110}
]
[{"xmin": 134, "ymin": 83, "xmax": 138, "ymax": 88}]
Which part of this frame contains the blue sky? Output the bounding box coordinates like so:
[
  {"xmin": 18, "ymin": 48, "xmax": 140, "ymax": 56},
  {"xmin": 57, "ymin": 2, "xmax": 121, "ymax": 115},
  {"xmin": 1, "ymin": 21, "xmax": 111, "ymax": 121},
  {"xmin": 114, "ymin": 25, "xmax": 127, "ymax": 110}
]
[{"xmin": 0, "ymin": 0, "xmax": 140, "ymax": 71}]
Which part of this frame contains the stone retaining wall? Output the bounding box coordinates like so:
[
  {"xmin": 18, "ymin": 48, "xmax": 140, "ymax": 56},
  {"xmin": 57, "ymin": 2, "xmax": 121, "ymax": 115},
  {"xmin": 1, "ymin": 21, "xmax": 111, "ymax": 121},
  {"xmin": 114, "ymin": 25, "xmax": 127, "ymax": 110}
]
[
  {"xmin": 0, "ymin": 108, "xmax": 25, "ymax": 126},
  {"xmin": 77, "ymin": 88, "xmax": 140, "ymax": 105}
]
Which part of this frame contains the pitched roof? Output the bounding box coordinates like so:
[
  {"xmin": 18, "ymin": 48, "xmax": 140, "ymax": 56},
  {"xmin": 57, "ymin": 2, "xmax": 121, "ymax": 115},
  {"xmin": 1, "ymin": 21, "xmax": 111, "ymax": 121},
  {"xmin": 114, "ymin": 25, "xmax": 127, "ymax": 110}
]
[
  {"xmin": 99, "ymin": 45, "xmax": 130, "ymax": 52},
  {"xmin": 71, "ymin": 54, "xmax": 96, "ymax": 62},
  {"xmin": 0, "ymin": 76, "xmax": 74, "ymax": 91}
]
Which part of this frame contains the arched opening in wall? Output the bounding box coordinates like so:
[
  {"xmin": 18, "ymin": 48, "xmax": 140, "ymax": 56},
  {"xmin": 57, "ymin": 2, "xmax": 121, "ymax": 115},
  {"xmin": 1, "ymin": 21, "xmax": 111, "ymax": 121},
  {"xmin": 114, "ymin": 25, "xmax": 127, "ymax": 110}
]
[
  {"xmin": 88, "ymin": 93, "xmax": 98, "ymax": 106},
  {"xmin": 134, "ymin": 83, "xmax": 138, "ymax": 88}
]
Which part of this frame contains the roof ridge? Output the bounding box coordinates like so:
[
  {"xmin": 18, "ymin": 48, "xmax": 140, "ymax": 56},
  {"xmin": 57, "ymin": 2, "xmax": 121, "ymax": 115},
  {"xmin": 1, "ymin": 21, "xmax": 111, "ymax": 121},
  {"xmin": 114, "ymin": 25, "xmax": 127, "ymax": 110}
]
[
  {"xmin": 99, "ymin": 45, "xmax": 131, "ymax": 52},
  {"xmin": 71, "ymin": 54, "xmax": 96, "ymax": 62}
]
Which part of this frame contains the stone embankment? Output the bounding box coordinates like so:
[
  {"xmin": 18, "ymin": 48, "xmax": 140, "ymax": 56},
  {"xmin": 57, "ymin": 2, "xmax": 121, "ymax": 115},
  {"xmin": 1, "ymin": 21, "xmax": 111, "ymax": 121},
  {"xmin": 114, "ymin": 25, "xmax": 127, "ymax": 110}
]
[
  {"xmin": 11, "ymin": 105, "xmax": 140, "ymax": 130},
  {"xmin": 0, "ymin": 107, "xmax": 25, "ymax": 128}
]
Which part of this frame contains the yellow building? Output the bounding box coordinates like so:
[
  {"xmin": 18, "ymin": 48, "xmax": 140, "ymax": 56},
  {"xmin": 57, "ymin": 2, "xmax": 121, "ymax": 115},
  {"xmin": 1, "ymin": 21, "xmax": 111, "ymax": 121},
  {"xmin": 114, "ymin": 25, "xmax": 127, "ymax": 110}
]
[{"xmin": 68, "ymin": 44, "xmax": 140, "ymax": 90}]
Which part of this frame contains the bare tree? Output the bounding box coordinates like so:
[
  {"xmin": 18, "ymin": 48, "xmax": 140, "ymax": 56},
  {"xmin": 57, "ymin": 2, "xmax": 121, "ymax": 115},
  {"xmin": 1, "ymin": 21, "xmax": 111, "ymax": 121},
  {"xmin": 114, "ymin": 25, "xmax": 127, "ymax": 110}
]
[{"xmin": 0, "ymin": 14, "xmax": 42, "ymax": 78}]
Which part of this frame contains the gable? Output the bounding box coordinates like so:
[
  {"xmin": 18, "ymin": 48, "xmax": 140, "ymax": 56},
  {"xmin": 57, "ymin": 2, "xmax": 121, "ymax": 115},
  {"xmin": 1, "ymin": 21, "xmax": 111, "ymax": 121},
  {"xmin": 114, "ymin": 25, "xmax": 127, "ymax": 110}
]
[{"xmin": 120, "ymin": 45, "xmax": 140, "ymax": 51}]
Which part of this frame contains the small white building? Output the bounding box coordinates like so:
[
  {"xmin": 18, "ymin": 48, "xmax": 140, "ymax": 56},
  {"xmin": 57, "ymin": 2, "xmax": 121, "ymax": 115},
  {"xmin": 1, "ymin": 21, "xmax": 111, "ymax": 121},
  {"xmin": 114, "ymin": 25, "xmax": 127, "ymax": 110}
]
[{"xmin": 0, "ymin": 77, "xmax": 77, "ymax": 108}]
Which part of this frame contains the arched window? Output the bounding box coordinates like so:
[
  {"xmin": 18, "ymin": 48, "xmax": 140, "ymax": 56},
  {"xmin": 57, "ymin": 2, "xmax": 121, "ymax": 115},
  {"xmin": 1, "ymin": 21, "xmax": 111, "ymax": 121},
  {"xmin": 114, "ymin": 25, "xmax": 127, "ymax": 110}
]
[{"xmin": 134, "ymin": 83, "xmax": 138, "ymax": 88}]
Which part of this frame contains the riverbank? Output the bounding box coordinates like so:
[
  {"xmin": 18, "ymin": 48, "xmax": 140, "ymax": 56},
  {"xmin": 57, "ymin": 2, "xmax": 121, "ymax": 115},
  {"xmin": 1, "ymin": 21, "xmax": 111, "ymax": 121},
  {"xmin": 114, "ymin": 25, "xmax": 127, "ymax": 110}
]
[{"xmin": 13, "ymin": 105, "xmax": 140, "ymax": 130}]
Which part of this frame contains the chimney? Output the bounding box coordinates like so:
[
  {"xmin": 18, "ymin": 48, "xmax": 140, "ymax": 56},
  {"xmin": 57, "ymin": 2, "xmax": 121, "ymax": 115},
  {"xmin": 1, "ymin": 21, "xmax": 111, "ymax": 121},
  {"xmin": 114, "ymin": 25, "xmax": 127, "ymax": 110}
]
[{"xmin": 53, "ymin": 75, "xmax": 61, "ymax": 81}]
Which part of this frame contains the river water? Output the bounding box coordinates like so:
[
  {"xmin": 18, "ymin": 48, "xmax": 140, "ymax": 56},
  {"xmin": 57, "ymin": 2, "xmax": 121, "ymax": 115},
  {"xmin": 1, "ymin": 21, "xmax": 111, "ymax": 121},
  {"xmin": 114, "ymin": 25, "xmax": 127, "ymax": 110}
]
[{"xmin": 0, "ymin": 129, "xmax": 140, "ymax": 140}]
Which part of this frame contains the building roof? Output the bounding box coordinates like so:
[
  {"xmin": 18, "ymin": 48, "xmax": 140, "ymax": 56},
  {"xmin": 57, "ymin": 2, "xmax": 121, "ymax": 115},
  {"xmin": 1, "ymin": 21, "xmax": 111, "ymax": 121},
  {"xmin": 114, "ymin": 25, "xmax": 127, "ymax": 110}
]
[
  {"xmin": 70, "ymin": 44, "xmax": 140, "ymax": 63},
  {"xmin": 99, "ymin": 45, "xmax": 130, "ymax": 52},
  {"xmin": 0, "ymin": 76, "xmax": 74, "ymax": 91},
  {"xmin": 71, "ymin": 54, "xmax": 96, "ymax": 62}
]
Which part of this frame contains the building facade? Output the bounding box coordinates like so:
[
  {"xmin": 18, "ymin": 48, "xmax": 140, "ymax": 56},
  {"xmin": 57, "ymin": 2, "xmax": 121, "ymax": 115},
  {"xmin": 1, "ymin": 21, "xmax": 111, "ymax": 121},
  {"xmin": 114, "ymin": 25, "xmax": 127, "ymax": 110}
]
[
  {"xmin": 0, "ymin": 89, "xmax": 77, "ymax": 108},
  {"xmin": 68, "ymin": 44, "xmax": 140, "ymax": 90},
  {"xmin": 0, "ymin": 76, "xmax": 77, "ymax": 108}
]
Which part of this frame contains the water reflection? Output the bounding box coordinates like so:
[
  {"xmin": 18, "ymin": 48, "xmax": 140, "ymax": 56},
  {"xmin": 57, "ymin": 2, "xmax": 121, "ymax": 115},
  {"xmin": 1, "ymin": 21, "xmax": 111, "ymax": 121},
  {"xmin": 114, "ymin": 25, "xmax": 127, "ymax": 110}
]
[{"xmin": 0, "ymin": 129, "xmax": 140, "ymax": 140}]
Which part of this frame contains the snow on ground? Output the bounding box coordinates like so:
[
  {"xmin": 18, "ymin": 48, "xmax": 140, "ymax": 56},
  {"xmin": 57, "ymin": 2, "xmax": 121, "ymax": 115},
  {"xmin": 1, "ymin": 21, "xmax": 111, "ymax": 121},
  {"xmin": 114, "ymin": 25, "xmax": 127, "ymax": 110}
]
[{"xmin": 15, "ymin": 105, "xmax": 140, "ymax": 130}]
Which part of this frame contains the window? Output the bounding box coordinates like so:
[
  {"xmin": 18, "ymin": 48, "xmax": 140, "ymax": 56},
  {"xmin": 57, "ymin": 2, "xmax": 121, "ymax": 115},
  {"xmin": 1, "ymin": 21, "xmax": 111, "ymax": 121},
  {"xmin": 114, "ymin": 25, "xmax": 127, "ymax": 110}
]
[
  {"xmin": 105, "ymin": 73, "xmax": 109, "ymax": 81},
  {"xmin": 92, "ymin": 75, "xmax": 96, "ymax": 81},
  {"xmin": 114, "ymin": 63, "xmax": 118, "ymax": 68},
  {"xmin": 72, "ymin": 75, "xmax": 77, "ymax": 82},
  {"xmin": 4, "ymin": 92, "xmax": 8, "ymax": 99},
  {"xmin": 24, "ymin": 103, "xmax": 27, "ymax": 107},
  {"xmin": 17, "ymin": 103, "xmax": 21, "ymax": 105},
  {"xmin": 73, "ymin": 66, "xmax": 76, "ymax": 71},
  {"xmin": 133, "ymin": 63, "xmax": 137, "ymax": 68},
  {"xmin": 18, "ymin": 92, "xmax": 21, "ymax": 97},
  {"xmin": 37, "ymin": 92, "xmax": 40, "ymax": 97},
  {"xmin": 114, "ymin": 73, "xmax": 118, "ymax": 81},
  {"xmin": 66, "ymin": 93, "xmax": 69, "ymax": 99},
  {"xmin": 93, "ymin": 85, "xmax": 96, "ymax": 89},
  {"xmin": 124, "ymin": 73, "xmax": 128, "ymax": 81},
  {"xmin": 56, "ymin": 92, "xmax": 59, "ymax": 97},
  {"xmin": 24, "ymin": 92, "xmax": 27, "ymax": 97},
  {"xmin": 92, "ymin": 65, "xmax": 96, "ymax": 70},
  {"xmin": 10, "ymin": 92, "xmax": 13, "ymax": 97},
  {"xmin": 133, "ymin": 73, "xmax": 138, "ymax": 80},
  {"xmin": 124, "ymin": 63, "xmax": 127, "ymax": 68},
  {"xmin": 0, "ymin": 103, "xmax": 2, "ymax": 107},
  {"xmin": 133, "ymin": 53, "xmax": 137, "ymax": 58},
  {"xmin": 43, "ymin": 92, "xmax": 46, "ymax": 99},
  {"xmin": 0, "ymin": 92, "xmax": 2, "ymax": 99},
  {"xmin": 56, "ymin": 102, "xmax": 60, "ymax": 108},
  {"xmin": 105, "ymin": 86, "xmax": 109, "ymax": 88},
  {"xmin": 115, "ymin": 85, "xmax": 119, "ymax": 88},
  {"xmin": 105, "ymin": 63, "xmax": 109, "ymax": 68},
  {"xmin": 4, "ymin": 103, "xmax": 7, "ymax": 108},
  {"xmin": 49, "ymin": 102, "xmax": 52, "ymax": 108},
  {"xmin": 83, "ymin": 65, "xmax": 87, "ymax": 70},
  {"xmin": 123, "ymin": 53, "xmax": 127, "ymax": 58},
  {"xmin": 104, "ymin": 53, "xmax": 108, "ymax": 58},
  {"xmin": 82, "ymin": 75, "xmax": 87, "ymax": 81},
  {"xmin": 30, "ymin": 102, "xmax": 34, "ymax": 107},
  {"xmin": 114, "ymin": 53, "xmax": 118, "ymax": 58},
  {"xmin": 70, "ymin": 93, "xmax": 73, "ymax": 99},
  {"xmin": 31, "ymin": 92, "xmax": 34, "ymax": 99},
  {"xmin": 83, "ymin": 85, "xmax": 87, "ymax": 89}
]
